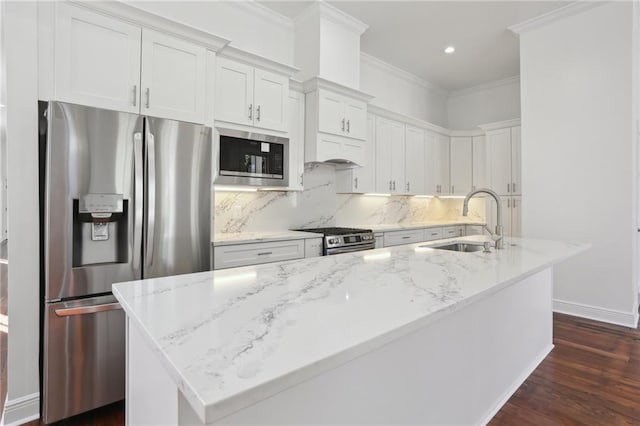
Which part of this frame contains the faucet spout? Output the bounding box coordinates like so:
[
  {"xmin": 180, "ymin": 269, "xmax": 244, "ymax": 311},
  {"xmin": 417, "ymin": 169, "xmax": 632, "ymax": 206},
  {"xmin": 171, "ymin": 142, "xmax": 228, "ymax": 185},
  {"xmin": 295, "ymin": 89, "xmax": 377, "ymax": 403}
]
[{"xmin": 462, "ymin": 188, "xmax": 504, "ymax": 249}]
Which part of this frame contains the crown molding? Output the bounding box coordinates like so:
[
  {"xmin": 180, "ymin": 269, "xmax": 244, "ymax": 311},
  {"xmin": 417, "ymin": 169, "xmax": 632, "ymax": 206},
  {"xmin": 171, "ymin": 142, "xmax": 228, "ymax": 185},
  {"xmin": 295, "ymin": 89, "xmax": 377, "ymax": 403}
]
[
  {"xmin": 450, "ymin": 129, "xmax": 485, "ymax": 137},
  {"xmin": 449, "ymin": 75, "xmax": 520, "ymax": 99},
  {"xmin": 289, "ymin": 79, "xmax": 304, "ymax": 93},
  {"xmin": 219, "ymin": 45, "xmax": 299, "ymax": 77},
  {"xmin": 295, "ymin": 1, "xmax": 368, "ymax": 35},
  {"xmin": 367, "ymin": 104, "xmax": 451, "ymax": 136},
  {"xmin": 303, "ymin": 77, "xmax": 375, "ymax": 102},
  {"xmin": 74, "ymin": 1, "xmax": 230, "ymax": 51},
  {"xmin": 478, "ymin": 118, "xmax": 522, "ymax": 132},
  {"xmin": 508, "ymin": 1, "xmax": 608, "ymax": 35},
  {"xmin": 228, "ymin": 0, "xmax": 294, "ymax": 31},
  {"xmin": 360, "ymin": 52, "xmax": 449, "ymax": 97}
]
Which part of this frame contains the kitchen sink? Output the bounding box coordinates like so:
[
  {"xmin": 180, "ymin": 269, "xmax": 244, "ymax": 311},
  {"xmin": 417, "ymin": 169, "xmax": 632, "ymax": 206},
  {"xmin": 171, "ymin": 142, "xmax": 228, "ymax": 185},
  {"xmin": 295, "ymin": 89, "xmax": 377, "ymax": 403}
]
[{"xmin": 428, "ymin": 243, "xmax": 486, "ymax": 253}]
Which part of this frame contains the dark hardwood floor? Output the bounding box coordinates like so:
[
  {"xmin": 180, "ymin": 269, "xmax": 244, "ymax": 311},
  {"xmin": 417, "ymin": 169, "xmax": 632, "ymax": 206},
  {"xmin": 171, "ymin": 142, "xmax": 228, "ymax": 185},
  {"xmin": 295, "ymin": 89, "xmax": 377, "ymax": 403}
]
[{"xmin": 15, "ymin": 312, "xmax": 640, "ymax": 425}]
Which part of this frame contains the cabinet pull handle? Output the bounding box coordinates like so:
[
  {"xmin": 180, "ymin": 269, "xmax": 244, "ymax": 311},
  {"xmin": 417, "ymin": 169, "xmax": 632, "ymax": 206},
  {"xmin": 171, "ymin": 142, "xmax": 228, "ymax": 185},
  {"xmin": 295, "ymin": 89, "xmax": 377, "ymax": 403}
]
[
  {"xmin": 513, "ymin": 198, "xmax": 517, "ymax": 208},
  {"xmin": 507, "ymin": 183, "xmax": 510, "ymax": 193},
  {"xmin": 249, "ymin": 104, "xmax": 253, "ymax": 120},
  {"xmin": 354, "ymin": 177, "xmax": 358, "ymax": 189},
  {"xmin": 145, "ymin": 88, "xmax": 150, "ymax": 108},
  {"xmin": 347, "ymin": 119, "xmax": 350, "ymax": 133},
  {"xmin": 406, "ymin": 182, "xmax": 410, "ymax": 192},
  {"xmin": 342, "ymin": 118, "xmax": 345, "ymax": 132},
  {"xmin": 512, "ymin": 182, "xmax": 516, "ymax": 193},
  {"xmin": 256, "ymin": 105, "xmax": 261, "ymax": 121},
  {"xmin": 257, "ymin": 251, "xmax": 273, "ymax": 256},
  {"xmin": 132, "ymin": 85, "xmax": 137, "ymax": 107},
  {"xmin": 389, "ymin": 180, "xmax": 392, "ymax": 191},
  {"xmin": 402, "ymin": 236, "xmax": 411, "ymax": 239},
  {"xmin": 393, "ymin": 180, "xmax": 396, "ymax": 191},
  {"xmin": 300, "ymin": 174, "xmax": 304, "ymax": 186},
  {"xmin": 452, "ymin": 185, "xmax": 455, "ymax": 193}
]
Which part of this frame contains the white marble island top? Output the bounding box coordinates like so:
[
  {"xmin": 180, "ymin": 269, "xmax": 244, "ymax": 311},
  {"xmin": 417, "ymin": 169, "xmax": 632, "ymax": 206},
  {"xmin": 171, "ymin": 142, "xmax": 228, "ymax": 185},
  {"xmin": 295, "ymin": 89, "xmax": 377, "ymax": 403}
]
[{"xmin": 113, "ymin": 236, "xmax": 589, "ymax": 423}]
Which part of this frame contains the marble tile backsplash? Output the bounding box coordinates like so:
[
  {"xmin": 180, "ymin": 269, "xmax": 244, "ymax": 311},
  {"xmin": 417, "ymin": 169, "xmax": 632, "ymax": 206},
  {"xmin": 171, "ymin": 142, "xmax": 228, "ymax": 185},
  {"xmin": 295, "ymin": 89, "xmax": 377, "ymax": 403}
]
[{"xmin": 214, "ymin": 163, "xmax": 486, "ymax": 233}]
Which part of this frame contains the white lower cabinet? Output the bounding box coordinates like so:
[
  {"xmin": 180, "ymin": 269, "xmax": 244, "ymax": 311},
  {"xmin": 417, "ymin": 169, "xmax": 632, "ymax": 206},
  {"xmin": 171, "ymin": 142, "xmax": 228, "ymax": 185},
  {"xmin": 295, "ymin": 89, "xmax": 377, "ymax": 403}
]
[
  {"xmin": 441, "ymin": 226, "xmax": 465, "ymax": 239},
  {"xmin": 304, "ymin": 238, "xmax": 324, "ymax": 258},
  {"xmin": 213, "ymin": 240, "xmax": 305, "ymax": 270},
  {"xmin": 424, "ymin": 228, "xmax": 443, "ymax": 241},
  {"xmin": 383, "ymin": 230, "xmax": 425, "ymax": 247}
]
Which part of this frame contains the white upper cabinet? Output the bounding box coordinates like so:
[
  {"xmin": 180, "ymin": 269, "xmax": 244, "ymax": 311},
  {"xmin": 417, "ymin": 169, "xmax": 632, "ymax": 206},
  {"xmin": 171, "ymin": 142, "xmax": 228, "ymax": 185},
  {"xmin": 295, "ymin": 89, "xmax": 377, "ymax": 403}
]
[
  {"xmin": 140, "ymin": 29, "xmax": 206, "ymax": 123},
  {"xmin": 404, "ymin": 126, "xmax": 425, "ymax": 195},
  {"xmin": 287, "ymin": 90, "xmax": 305, "ymax": 190},
  {"xmin": 317, "ymin": 89, "xmax": 366, "ymax": 140},
  {"xmin": 487, "ymin": 126, "xmax": 521, "ymax": 195},
  {"xmin": 216, "ymin": 57, "xmax": 288, "ymax": 132},
  {"xmin": 215, "ymin": 58, "xmax": 253, "ymax": 127},
  {"xmin": 374, "ymin": 117, "xmax": 406, "ymax": 194},
  {"xmin": 472, "ymin": 135, "xmax": 488, "ymax": 191},
  {"xmin": 425, "ymin": 132, "xmax": 450, "ymax": 196},
  {"xmin": 449, "ymin": 136, "xmax": 472, "ymax": 196},
  {"xmin": 511, "ymin": 126, "xmax": 521, "ymax": 195},
  {"xmin": 54, "ymin": 3, "xmax": 209, "ymax": 123},
  {"xmin": 336, "ymin": 115, "xmax": 376, "ymax": 193},
  {"xmin": 55, "ymin": 3, "xmax": 142, "ymax": 114}
]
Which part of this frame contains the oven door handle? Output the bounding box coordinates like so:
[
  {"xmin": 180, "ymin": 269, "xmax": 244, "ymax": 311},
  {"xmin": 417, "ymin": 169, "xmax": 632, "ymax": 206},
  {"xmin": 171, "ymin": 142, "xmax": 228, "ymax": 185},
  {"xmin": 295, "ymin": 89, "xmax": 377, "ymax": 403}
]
[{"xmin": 326, "ymin": 244, "xmax": 376, "ymax": 255}]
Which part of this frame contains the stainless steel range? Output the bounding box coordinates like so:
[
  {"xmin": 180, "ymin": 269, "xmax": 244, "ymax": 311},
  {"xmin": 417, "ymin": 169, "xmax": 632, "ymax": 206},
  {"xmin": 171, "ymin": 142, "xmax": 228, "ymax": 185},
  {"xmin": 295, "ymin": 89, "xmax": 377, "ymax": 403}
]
[{"xmin": 295, "ymin": 227, "xmax": 376, "ymax": 255}]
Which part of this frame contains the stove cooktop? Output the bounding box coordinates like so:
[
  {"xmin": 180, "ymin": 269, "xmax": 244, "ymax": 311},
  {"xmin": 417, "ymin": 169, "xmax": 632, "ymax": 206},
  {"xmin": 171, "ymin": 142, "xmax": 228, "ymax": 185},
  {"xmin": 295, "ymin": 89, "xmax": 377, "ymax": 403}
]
[{"xmin": 295, "ymin": 227, "xmax": 373, "ymax": 236}]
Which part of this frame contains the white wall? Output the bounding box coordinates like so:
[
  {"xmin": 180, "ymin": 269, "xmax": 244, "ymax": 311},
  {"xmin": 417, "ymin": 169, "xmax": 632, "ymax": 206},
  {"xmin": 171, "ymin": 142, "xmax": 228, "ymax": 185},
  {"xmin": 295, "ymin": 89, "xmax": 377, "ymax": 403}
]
[
  {"xmin": 447, "ymin": 77, "xmax": 521, "ymax": 130},
  {"xmin": 129, "ymin": 1, "xmax": 295, "ymax": 65},
  {"xmin": 3, "ymin": 1, "xmax": 41, "ymax": 423},
  {"xmin": 520, "ymin": 2, "xmax": 638, "ymax": 327},
  {"xmin": 360, "ymin": 53, "xmax": 449, "ymax": 128}
]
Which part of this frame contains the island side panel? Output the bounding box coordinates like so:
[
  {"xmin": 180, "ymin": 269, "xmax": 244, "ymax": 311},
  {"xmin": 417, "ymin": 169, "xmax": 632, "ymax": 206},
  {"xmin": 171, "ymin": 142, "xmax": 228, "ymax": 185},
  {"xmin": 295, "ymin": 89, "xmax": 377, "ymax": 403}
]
[
  {"xmin": 205, "ymin": 268, "xmax": 553, "ymax": 425},
  {"xmin": 127, "ymin": 318, "xmax": 180, "ymax": 425}
]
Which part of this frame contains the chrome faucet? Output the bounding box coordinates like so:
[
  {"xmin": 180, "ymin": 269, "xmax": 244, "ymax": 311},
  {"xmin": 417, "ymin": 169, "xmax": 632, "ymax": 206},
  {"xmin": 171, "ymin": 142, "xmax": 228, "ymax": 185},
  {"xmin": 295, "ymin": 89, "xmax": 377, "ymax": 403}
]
[{"xmin": 462, "ymin": 188, "xmax": 504, "ymax": 249}]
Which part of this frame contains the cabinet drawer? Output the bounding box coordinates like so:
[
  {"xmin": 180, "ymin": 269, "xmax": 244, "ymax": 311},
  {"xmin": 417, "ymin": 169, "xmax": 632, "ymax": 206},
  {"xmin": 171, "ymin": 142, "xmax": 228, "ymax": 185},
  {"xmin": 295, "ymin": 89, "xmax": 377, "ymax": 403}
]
[
  {"xmin": 213, "ymin": 240, "xmax": 305, "ymax": 270},
  {"xmin": 441, "ymin": 226, "xmax": 465, "ymax": 239},
  {"xmin": 383, "ymin": 230, "xmax": 425, "ymax": 247},
  {"xmin": 424, "ymin": 228, "xmax": 443, "ymax": 241}
]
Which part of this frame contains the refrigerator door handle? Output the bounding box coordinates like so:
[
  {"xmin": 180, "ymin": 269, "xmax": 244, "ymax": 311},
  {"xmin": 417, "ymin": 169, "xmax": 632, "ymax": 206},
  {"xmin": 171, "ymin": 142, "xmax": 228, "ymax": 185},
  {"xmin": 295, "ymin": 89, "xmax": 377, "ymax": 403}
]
[
  {"xmin": 133, "ymin": 132, "xmax": 144, "ymax": 271},
  {"xmin": 146, "ymin": 130, "xmax": 156, "ymax": 267},
  {"xmin": 54, "ymin": 302, "xmax": 122, "ymax": 317}
]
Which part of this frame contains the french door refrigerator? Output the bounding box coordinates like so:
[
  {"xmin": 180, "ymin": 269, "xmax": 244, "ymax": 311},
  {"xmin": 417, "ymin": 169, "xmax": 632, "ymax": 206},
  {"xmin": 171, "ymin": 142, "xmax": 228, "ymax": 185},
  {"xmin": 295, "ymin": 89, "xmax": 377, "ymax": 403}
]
[{"xmin": 39, "ymin": 101, "xmax": 211, "ymax": 423}]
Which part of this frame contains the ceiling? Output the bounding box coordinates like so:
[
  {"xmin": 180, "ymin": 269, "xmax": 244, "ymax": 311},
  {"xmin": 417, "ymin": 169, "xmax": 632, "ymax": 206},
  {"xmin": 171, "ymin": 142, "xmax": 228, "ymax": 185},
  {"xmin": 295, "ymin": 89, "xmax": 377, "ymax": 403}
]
[{"xmin": 259, "ymin": 1, "xmax": 570, "ymax": 92}]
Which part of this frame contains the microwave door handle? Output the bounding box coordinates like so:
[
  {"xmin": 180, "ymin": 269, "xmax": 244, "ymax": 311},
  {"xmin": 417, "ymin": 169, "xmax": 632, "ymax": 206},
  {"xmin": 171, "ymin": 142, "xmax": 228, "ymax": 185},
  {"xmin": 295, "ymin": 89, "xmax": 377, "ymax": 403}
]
[
  {"xmin": 145, "ymin": 130, "xmax": 156, "ymax": 268},
  {"xmin": 133, "ymin": 132, "xmax": 143, "ymax": 271}
]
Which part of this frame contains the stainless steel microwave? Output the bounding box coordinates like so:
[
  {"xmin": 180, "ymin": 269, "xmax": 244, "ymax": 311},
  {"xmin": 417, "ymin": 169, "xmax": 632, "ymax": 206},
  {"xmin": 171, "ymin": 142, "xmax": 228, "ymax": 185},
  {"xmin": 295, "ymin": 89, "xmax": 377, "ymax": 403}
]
[{"xmin": 215, "ymin": 128, "xmax": 289, "ymax": 187}]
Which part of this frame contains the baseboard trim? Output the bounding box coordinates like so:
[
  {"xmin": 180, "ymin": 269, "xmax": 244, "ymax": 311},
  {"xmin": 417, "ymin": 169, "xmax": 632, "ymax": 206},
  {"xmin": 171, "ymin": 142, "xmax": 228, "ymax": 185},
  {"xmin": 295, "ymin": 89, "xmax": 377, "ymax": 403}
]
[
  {"xmin": 2, "ymin": 392, "xmax": 39, "ymax": 426},
  {"xmin": 480, "ymin": 344, "xmax": 554, "ymax": 425},
  {"xmin": 553, "ymin": 299, "xmax": 639, "ymax": 328}
]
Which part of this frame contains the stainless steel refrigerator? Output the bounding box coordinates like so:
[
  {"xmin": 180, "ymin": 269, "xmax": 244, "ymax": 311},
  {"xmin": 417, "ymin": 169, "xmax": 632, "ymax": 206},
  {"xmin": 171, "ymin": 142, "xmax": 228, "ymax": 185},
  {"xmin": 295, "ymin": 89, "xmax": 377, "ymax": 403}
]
[{"xmin": 39, "ymin": 101, "xmax": 212, "ymax": 423}]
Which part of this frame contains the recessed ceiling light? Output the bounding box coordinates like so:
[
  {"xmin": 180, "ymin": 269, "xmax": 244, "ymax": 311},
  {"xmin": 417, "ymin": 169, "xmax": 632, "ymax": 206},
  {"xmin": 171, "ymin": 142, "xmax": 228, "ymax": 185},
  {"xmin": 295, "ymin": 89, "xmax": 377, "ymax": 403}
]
[{"xmin": 444, "ymin": 46, "xmax": 456, "ymax": 54}]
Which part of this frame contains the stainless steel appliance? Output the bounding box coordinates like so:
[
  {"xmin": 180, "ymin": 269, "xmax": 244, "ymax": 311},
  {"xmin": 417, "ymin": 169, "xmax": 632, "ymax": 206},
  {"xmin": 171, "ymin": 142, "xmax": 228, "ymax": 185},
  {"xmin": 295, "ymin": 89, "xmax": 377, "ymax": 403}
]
[
  {"xmin": 215, "ymin": 128, "xmax": 288, "ymax": 187},
  {"xmin": 294, "ymin": 227, "xmax": 376, "ymax": 255},
  {"xmin": 39, "ymin": 101, "xmax": 212, "ymax": 423}
]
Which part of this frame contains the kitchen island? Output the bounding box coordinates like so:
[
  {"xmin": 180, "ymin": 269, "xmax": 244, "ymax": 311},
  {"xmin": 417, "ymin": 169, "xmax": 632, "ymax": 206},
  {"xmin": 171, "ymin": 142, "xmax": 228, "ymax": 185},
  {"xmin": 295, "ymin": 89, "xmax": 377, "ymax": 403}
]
[{"xmin": 114, "ymin": 236, "xmax": 588, "ymax": 425}]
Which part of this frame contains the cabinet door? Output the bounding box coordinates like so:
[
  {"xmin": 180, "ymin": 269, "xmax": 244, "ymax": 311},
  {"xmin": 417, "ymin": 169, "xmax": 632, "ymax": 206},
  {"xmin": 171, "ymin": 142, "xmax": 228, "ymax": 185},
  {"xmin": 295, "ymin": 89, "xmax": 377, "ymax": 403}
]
[
  {"xmin": 405, "ymin": 126, "xmax": 425, "ymax": 195},
  {"xmin": 424, "ymin": 131, "xmax": 438, "ymax": 195},
  {"xmin": 511, "ymin": 196, "xmax": 522, "ymax": 237},
  {"xmin": 450, "ymin": 137, "xmax": 472, "ymax": 196},
  {"xmin": 55, "ymin": 3, "xmax": 141, "ymax": 113},
  {"xmin": 344, "ymin": 99, "xmax": 367, "ymax": 140},
  {"xmin": 375, "ymin": 117, "xmax": 394, "ymax": 193},
  {"xmin": 511, "ymin": 126, "xmax": 521, "ymax": 194},
  {"xmin": 390, "ymin": 121, "xmax": 406, "ymax": 194},
  {"xmin": 352, "ymin": 115, "xmax": 376, "ymax": 192},
  {"xmin": 287, "ymin": 90, "xmax": 305, "ymax": 190},
  {"xmin": 318, "ymin": 89, "xmax": 346, "ymax": 137},
  {"xmin": 140, "ymin": 29, "xmax": 206, "ymax": 123},
  {"xmin": 253, "ymin": 68, "xmax": 288, "ymax": 132},
  {"xmin": 435, "ymin": 134, "xmax": 450, "ymax": 195},
  {"xmin": 472, "ymin": 135, "xmax": 488, "ymax": 191},
  {"xmin": 487, "ymin": 128, "xmax": 512, "ymax": 196},
  {"xmin": 215, "ymin": 57, "xmax": 254, "ymax": 126}
]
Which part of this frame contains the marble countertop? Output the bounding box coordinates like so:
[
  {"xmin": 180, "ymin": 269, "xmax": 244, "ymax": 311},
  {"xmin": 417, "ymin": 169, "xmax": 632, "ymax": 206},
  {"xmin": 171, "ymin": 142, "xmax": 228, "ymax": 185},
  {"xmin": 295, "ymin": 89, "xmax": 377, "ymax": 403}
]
[
  {"xmin": 113, "ymin": 236, "xmax": 589, "ymax": 423},
  {"xmin": 213, "ymin": 230, "xmax": 323, "ymax": 246}
]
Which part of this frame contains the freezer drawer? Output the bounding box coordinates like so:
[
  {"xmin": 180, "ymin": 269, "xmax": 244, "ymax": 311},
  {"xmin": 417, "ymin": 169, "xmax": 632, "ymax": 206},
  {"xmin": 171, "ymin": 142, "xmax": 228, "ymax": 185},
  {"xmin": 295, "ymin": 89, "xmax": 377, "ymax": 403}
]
[{"xmin": 43, "ymin": 295, "xmax": 125, "ymax": 424}]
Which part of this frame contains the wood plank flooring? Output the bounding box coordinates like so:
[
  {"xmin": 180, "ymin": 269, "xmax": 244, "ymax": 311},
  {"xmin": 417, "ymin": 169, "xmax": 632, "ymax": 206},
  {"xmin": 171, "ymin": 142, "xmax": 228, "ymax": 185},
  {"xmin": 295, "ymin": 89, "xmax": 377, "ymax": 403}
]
[{"xmin": 15, "ymin": 312, "xmax": 640, "ymax": 425}]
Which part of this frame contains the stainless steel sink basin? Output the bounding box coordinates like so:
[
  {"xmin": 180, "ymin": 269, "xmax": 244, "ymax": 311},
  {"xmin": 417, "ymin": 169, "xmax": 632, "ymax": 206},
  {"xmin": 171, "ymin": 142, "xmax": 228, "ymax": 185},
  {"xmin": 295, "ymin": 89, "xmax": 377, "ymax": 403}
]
[{"xmin": 429, "ymin": 243, "xmax": 486, "ymax": 253}]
